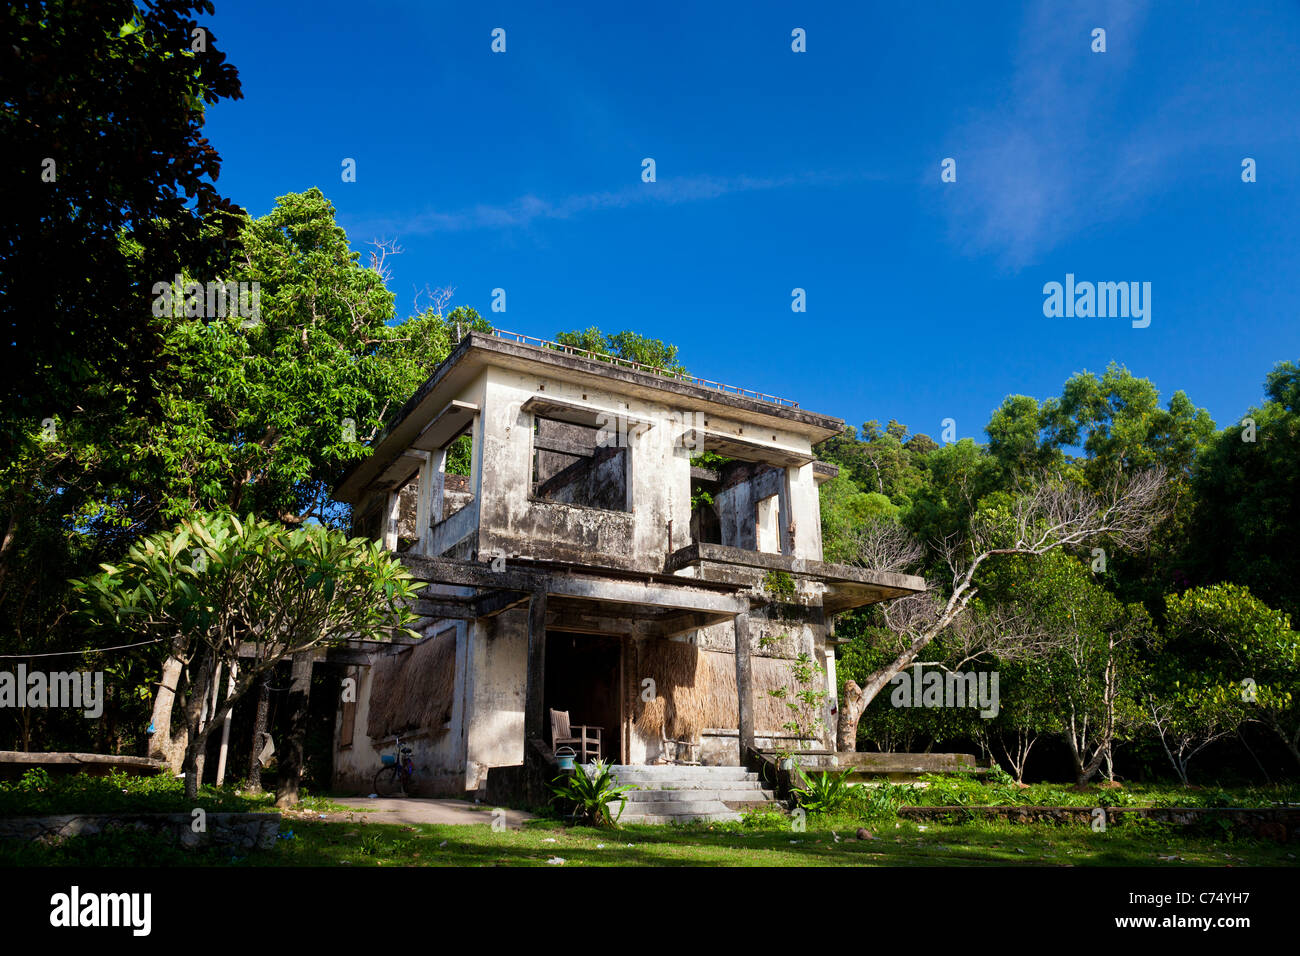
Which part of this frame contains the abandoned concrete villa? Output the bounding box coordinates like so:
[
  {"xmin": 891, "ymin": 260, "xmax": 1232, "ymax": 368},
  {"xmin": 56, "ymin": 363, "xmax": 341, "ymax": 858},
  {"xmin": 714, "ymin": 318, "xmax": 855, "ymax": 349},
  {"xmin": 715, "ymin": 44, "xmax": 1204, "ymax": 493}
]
[{"xmin": 327, "ymin": 330, "xmax": 926, "ymax": 816}]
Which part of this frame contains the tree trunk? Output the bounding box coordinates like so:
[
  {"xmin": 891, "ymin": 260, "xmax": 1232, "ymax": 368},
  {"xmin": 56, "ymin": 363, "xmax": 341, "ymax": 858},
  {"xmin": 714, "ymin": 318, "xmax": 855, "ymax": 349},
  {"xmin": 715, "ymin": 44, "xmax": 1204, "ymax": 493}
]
[
  {"xmin": 148, "ymin": 653, "xmax": 188, "ymax": 773},
  {"xmin": 274, "ymin": 652, "xmax": 314, "ymax": 808},
  {"xmin": 246, "ymin": 671, "xmax": 271, "ymax": 792},
  {"xmin": 836, "ymin": 681, "xmax": 867, "ymax": 751},
  {"xmin": 181, "ymin": 655, "xmax": 215, "ymax": 800},
  {"xmin": 836, "ymin": 659, "xmax": 916, "ymax": 751},
  {"xmin": 1264, "ymin": 714, "xmax": 1300, "ymax": 770},
  {"xmin": 215, "ymin": 663, "xmax": 237, "ymax": 786}
]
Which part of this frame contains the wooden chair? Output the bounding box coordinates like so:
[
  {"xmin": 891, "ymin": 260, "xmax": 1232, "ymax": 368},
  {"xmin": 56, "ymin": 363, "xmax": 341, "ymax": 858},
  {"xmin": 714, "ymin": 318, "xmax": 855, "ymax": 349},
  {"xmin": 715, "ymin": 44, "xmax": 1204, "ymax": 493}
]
[
  {"xmin": 659, "ymin": 729, "xmax": 701, "ymax": 766},
  {"xmin": 551, "ymin": 709, "xmax": 602, "ymax": 762}
]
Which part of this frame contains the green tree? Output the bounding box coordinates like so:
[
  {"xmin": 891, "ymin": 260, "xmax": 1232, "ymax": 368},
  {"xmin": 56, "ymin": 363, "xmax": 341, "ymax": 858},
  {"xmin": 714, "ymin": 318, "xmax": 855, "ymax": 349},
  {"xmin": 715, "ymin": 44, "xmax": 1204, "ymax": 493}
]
[
  {"xmin": 1164, "ymin": 584, "xmax": 1300, "ymax": 769},
  {"xmin": 1187, "ymin": 362, "xmax": 1300, "ymax": 620},
  {"xmin": 833, "ymin": 470, "xmax": 1169, "ymax": 752},
  {"xmin": 819, "ymin": 475, "xmax": 898, "ymax": 564},
  {"xmin": 1005, "ymin": 551, "xmax": 1154, "ymax": 784},
  {"xmin": 1040, "ymin": 362, "xmax": 1215, "ymax": 482},
  {"xmin": 1, "ymin": 189, "xmax": 468, "ymax": 754},
  {"xmin": 985, "ymin": 395, "xmax": 1062, "ymax": 479},
  {"xmin": 1144, "ymin": 682, "xmax": 1242, "ymax": 785},
  {"xmin": 73, "ymin": 512, "xmax": 419, "ymax": 799},
  {"xmin": 1, "ymin": 0, "xmax": 244, "ymax": 422}
]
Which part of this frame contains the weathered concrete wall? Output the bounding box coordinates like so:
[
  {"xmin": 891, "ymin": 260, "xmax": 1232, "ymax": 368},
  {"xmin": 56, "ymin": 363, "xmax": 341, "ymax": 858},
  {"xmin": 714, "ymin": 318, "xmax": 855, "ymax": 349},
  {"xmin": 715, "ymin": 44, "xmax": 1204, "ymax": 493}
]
[
  {"xmin": 395, "ymin": 475, "xmax": 473, "ymax": 547},
  {"xmin": 333, "ymin": 661, "xmax": 378, "ymax": 792},
  {"xmin": 332, "ymin": 623, "xmax": 471, "ymax": 797},
  {"xmin": 714, "ymin": 462, "xmax": 788, "ymax": 554},
  {"xmin": 475, "ymin": 366, "xmax": 692, "ymax": 570},
  {"xmin": 381, "ymin": 359, "xmax": 825, "ymax": 571},
  {"xmin": 462, "ymin": 609, "xmax": 528, "ymax": 789},
  {"xmin": 536, "ymin": 445, "xmax": 628, "ymax": 511}
]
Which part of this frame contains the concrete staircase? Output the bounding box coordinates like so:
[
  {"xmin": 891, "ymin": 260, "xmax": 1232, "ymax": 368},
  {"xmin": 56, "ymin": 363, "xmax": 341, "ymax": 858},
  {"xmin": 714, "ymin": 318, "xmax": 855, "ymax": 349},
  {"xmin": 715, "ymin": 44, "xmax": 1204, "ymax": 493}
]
[{"xmin": 605, "ymin": 764, "xmax": 779, "ymax": 825}]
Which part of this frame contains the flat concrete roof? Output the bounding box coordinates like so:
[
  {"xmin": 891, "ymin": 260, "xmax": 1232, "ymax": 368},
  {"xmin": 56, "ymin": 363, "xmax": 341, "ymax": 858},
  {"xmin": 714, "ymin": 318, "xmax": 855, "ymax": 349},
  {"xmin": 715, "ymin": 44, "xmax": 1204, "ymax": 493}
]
[{"xmin": 336, "ymin": 332, "xmax": 846, "ymax": 502}]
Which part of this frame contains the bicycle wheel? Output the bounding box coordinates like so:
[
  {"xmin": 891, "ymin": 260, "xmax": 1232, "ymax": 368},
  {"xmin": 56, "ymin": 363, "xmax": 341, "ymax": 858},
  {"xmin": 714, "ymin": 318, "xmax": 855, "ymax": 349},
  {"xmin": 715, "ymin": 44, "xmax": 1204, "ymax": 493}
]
[{"xmin": 372, "ymin": 765, "xmax": 405, "ymax": 797}]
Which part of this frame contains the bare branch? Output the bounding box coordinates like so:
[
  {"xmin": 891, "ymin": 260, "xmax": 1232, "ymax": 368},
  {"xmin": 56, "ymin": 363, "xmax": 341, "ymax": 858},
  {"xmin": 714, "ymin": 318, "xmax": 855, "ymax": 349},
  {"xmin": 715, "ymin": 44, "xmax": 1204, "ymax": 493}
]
[
  {"xmin": 366, "ymin": 237, "xmax": 403, "ymax": 283},
  {"xmin": 846, "ymin": 518, "xmax": 923, "ymax": 574}
]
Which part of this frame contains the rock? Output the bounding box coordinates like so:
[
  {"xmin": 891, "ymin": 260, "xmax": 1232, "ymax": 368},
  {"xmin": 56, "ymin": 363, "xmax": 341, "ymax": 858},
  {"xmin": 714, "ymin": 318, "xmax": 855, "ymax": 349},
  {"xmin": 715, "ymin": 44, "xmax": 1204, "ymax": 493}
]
[{"xmin": 1257, "ymin": 822, "xmax": 1287, "ymax": 844}]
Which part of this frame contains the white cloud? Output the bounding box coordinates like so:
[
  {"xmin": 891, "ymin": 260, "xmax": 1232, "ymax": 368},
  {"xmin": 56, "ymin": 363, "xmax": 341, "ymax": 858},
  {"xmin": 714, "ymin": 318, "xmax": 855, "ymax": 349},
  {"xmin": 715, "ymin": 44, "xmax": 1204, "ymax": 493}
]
[
  {"xmin": 943, "ymin": 1, "xmax": 1155, "ymax": 267},
  {"xmin": 349, "ymin": 169, "xmax": 869, "ymax": 238}
]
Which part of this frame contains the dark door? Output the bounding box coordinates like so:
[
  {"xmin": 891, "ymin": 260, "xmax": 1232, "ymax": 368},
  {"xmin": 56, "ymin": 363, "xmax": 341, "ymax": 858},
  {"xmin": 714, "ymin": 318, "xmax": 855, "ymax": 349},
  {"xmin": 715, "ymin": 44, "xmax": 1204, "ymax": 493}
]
[{"xmin": 543, "ymin": 632, "xmax": 623, "ymax": 763}]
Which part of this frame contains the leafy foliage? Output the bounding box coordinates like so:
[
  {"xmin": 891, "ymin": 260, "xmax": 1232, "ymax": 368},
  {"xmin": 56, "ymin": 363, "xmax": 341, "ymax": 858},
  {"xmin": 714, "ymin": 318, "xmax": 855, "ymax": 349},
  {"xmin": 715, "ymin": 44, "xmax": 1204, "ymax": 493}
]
[
  {"xmin": 72, "ymin": 510, "xmax": 419, "ymax": 795},
  {"xmin": 1, "ymin": 0, "xmax": 244, "ymax": 420},
  {"xmin": 548, "ymin": 760, "xmax": 634, "ymax": 827},
  {"xmin": 792, "ymin": 766, "xmax": 856, "ymax": 813},
  {"xmin": 554, "ymin": 327, "xmax": 686, "ymax": 375}
]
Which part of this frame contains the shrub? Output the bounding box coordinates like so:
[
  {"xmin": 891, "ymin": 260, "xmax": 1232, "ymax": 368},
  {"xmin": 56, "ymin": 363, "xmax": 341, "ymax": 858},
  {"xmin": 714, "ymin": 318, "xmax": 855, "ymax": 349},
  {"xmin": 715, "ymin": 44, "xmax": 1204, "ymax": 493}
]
[
  {"xmin": 844, "ymin": 782, "xmax": 910, "ymax": 821},
  {"xmin": 792, "ymin": 767, "xmax": 855, "ymax": 813},
  {"xmin": 548, "ymin": 760, "xmax": 634, "ymax": 827}
]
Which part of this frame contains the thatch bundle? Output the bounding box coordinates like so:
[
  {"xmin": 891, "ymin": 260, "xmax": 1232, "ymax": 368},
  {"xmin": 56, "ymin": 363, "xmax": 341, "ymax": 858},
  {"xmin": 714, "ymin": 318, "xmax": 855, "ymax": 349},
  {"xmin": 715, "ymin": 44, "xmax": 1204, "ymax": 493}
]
[
  {"xmin": 633, "ymin": 641, "xmax": 819, "ymax": 740},
  {"xmin": 366, "ymin": 630, "xmax": 457, "ymax": 739}
]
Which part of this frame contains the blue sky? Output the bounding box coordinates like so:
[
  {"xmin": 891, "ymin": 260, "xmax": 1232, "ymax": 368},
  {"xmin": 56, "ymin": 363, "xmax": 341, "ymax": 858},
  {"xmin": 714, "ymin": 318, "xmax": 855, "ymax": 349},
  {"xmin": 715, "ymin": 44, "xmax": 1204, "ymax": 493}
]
[{"xmin": 203, "ymin": 0, "xmax": 1300, "ymax": 440}]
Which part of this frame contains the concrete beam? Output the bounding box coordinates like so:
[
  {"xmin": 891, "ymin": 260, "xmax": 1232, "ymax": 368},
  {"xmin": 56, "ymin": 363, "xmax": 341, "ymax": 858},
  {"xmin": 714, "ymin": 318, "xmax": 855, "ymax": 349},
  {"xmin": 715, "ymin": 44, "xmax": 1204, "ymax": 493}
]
[
  {"xmin": 666, "ymin": 542, "xmax": 927, "ymax": 596},
  {"xmin": 402, "ymin": 555, "xmax": 749, "ymax": 614}
]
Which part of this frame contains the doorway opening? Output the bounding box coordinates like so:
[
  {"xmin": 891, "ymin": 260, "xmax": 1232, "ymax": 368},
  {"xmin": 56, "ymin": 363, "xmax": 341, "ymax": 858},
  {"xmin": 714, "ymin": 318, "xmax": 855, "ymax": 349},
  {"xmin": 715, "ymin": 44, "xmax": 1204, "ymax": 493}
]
[{"xmin": 544, "ymin": 631, "xmax": 624, "ymax": 764}]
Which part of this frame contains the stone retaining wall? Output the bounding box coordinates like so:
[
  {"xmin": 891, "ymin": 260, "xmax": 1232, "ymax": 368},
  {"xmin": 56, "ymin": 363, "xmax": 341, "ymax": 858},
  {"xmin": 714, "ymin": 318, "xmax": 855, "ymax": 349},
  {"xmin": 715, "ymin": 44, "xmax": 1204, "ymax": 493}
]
[
  {"xmin": 0, "ymin": 812, "xmax": 281, "ymax": 849},
  {"xmin": 897, "ymin": 805, "xmax": 1300, "ymax": 842}
]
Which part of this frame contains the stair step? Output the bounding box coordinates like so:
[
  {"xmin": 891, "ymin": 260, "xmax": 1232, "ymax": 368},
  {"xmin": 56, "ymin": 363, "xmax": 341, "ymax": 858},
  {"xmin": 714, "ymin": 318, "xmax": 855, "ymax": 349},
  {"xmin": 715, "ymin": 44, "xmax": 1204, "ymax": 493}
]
[
  {"xmin": 623, "ymin": 788, "xmax": 775, "ymax": 803},
  {"xmin": 611, "ymin": 769, "xmax": 757, "ymax": 782},
  {"xmin": 618, "ymin": 778, "xmax": 763, "ymax": 790},
  {"xmin": 608, "ymin": 765, "xmax": 752, "ymax": 774},
  {"xmin": 620, "ymin": 799, "xmax": 734, "ymax": 815},
  {"xmin": 619, "ymin": 811, "xmax": 742, "ymax": 825}
]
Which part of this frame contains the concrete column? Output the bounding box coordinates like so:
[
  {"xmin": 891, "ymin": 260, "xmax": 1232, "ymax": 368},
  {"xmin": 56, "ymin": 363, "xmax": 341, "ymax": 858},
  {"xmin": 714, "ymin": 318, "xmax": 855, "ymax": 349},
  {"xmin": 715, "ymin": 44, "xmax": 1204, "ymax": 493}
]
[
  {"xmin": 733, "ymin": 611, "xmax": 755, "ymax": 758},
  {"xmin": 383, "ymin": 489, "xmax": 401, "ymax": 551},
  {"xmin": 824, "ymin": 648, "xmax": 838, "ymax": 753},
  {"xmin": 785, "ymin": 463, "xmax": 822, "ymax": 560},
  {"xmin": 524, "ymin": 587, "xmax": 548, "ymax": 743},
  {"xmin": 415, "ymin": 448, "xmax": 446, "ymax": 554}
]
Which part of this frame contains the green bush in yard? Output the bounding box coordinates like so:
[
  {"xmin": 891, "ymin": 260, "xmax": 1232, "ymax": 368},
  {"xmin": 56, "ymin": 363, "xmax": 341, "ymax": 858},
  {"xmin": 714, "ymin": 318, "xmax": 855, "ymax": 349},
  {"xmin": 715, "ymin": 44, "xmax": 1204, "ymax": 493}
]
[
  {"xmin": 842, "ymin": 782, "xmax": 911, "ymax": 821},
  {"xmin": 548, "ymin": 760, "xmax": 634, "ymax": 827},
  {"xmin": 792, "ymin": 767, "xmax": 856, "ymax": 813}
]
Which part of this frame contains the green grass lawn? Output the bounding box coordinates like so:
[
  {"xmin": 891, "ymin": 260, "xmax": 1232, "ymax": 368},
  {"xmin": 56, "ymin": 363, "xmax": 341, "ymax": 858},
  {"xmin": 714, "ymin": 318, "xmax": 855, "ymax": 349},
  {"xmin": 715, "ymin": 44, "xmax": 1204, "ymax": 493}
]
[
  {"xmin": 883, "ymin": 774, "xmax": 1300, "ymax": 810},
  {"xmin": 1, "ymin": 770, "xmax": 1295, "ymax": 867},
  {"xmin": 4, "ymin": 813, "xmax": 1294, "ymax": 867}
]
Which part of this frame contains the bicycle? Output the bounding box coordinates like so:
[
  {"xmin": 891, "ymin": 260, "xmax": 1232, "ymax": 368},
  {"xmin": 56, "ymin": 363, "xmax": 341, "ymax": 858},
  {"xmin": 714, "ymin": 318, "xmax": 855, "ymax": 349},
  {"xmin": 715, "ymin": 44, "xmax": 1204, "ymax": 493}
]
[{"xmin": 372, "ymin": 735, "xmax": 415, "ymax": 797}]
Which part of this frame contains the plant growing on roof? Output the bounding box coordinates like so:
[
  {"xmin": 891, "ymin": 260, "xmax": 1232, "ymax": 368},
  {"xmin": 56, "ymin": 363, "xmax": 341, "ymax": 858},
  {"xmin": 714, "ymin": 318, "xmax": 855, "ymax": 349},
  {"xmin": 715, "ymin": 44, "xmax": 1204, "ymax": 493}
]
[{"xmin": 761, "ymin": 570, "xmax": 796, "ymax": 600}]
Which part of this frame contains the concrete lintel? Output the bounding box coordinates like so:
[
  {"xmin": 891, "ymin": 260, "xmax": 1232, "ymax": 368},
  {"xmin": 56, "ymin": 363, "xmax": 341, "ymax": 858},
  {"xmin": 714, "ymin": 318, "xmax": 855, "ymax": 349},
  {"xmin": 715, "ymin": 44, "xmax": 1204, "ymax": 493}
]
[
  {"xmin": 521, "ymin": 395, "xmax": 655, "ymax": 432},
  {"xmin": 679, "ymin": 428, "xmax": 813, "ymax": 468},
  {"xmin": 411, "ymin": 399, "xmax": 478, "ymax": 452},
  {"xmin": 546, "ymin": 574, "xmax": 748, "ymax": 615}
]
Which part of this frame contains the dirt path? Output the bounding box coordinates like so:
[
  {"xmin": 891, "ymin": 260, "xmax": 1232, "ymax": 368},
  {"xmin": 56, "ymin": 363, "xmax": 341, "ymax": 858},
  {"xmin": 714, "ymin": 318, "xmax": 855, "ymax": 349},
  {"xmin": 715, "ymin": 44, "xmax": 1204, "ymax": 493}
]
[{"xmin": 297, "ymin": 797, "xmax": 535, "ymax": 828}]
